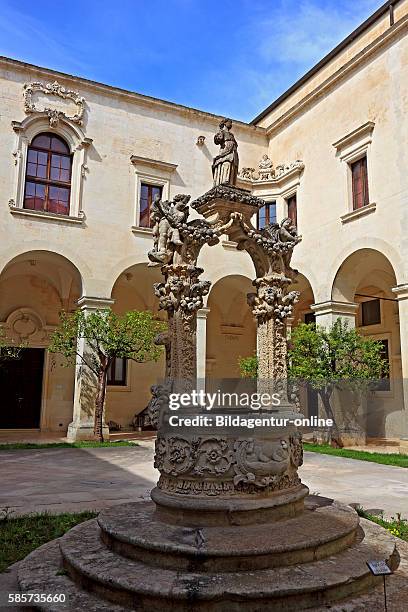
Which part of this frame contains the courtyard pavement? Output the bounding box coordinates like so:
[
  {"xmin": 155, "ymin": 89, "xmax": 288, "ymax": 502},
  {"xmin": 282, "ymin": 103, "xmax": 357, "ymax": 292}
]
[{"xmin": 0, "ymin": 442, "xmax": 407, "ymax": 518}]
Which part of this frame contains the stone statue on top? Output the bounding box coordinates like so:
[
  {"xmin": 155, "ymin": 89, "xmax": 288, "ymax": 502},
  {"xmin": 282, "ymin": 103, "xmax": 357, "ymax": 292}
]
[{"xmin": 212, "ymin": 118, "xmax": 239, "ymax": 186}]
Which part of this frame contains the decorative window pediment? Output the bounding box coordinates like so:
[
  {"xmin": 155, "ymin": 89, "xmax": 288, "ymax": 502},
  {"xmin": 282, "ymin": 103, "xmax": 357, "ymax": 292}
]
[
  {"xmin": 332, "ymin": 121, "xmax": 375, "ymax": 161},
  {"xmin": 23, "ymin": 81, "xmax": 85, "ymax": 127}
]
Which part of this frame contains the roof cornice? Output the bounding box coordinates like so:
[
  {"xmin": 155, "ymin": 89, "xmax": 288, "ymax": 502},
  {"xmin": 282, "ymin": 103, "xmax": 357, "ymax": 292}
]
[{"xmin": 0, "ymin": 55, "xmax": 265, "ymax": 135}]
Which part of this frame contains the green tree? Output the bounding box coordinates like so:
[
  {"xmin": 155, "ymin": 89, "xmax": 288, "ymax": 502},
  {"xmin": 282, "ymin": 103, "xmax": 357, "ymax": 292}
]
[
  {"xmin": 238, "ymin": 354, "xmax": 258, "ymax": 378},
  {"xmin": 288, "ymin": 319, "xmax": 388, "ymax": 445},
  {"xmin": 239, "ymin": 319, "xmax": 388, "ymax": 446},
  {"xmin": 49, "ymin": 309, "xmax": 165, "ymax": 441}
]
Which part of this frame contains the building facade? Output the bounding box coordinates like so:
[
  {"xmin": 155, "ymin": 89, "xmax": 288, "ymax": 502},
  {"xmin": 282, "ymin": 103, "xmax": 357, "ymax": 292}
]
[{"xmin": 0, "ymin": 0, "xmax": 407, "ymax": 441}]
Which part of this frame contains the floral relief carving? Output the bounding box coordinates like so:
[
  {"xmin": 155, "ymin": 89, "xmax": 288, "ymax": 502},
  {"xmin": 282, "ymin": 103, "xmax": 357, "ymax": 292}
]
[
  {"xmin": 290, "ymin": 432, "xmax": 304, "ymax": 468},
  {"xmin": 154, "ymin": 433, "xmax": 301, "ymax": 495},
  {"xmin": 23, "ymin": 81, "xmax": 85, "ymax": 127},
  {"xmin": 193, "ymin": 438, "xmax": 233, "ymax": 475}
]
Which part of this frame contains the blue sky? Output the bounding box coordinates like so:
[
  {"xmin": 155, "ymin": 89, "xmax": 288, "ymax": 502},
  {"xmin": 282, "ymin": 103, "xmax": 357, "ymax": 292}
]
[{"xmin": 0, "ymin": 0, "xmax": 385, "ymax": 122}]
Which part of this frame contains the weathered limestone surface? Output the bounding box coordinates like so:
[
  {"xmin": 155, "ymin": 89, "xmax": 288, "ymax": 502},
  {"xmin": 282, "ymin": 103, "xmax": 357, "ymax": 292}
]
[{"xmin": 16, "ymin": 497, "xmax": 407, "ymax": 611}]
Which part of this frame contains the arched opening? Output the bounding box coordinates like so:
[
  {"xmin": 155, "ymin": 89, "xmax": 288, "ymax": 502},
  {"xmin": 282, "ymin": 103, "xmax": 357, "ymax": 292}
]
[
  {"xmin": 206, "ymin": 275, "xmax": 256, "ymax": 379},
  {"xmin": 0, "ymin": 250, "xmax": 82, "ymax": 431},
  {"xmin": 331, "ymin": 248, "xmax": 402, "ymax": 440},
  {"xmin": 108, "ymin": 263, "xmax": 166, "ymax": 429},
  {"xmin": 291, "ymin": 273, "xmax": 315, "ymax": 326}
]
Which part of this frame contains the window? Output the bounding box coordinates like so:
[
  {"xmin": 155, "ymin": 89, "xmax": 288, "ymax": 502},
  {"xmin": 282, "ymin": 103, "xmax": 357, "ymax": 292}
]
[
  {"xmin": 361, "ymin": 299, "xmax": 381, "ymax": 326},
  {"xmin": 24, "ymin": 133, "xmax": 72, "ymax": 215},
  {"xmin": 257, "ymin": 201, "xmax": 276, "ymax": 229},
  {"xmin": 351, "ymin": 156, "xmax": 369, "ymax": 210},
  {"xmin": 304, "ymin": 312, "xmax": 316, "ymax": 325},
  {"xmin": 286, "ymin": 194, "xmax": 297, "ymax": 226},
  {"xmin": 107, "ymin": 357, "xmax": 127, "ymax": 386},
  {"xmin": 139, "ymin": 183, "xmax": 163, "ymax": 228}
]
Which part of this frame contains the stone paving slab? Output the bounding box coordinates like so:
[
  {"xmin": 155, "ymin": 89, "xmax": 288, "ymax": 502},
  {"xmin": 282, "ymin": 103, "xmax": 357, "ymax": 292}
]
[
  {"xmin": 300, "ymin": 451, "xmax": 408, "ymax": 518},
  {"xmin": 0, "ymin": 444, "xmax": 407, "ymax": 518},
  {"xmin": 0, "ymin": 445, "xmax": 156, "ymax": 516}
]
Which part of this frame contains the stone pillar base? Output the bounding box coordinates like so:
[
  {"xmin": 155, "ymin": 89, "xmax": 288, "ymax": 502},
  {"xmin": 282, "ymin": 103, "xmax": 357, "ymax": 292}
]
[
  {"xmin": 67, "ymin": 421, "xmax": 110, "ymax": 442},
  {"xmin": 152, "ymin": 483, "xmax": 309, "ymax": 527}
]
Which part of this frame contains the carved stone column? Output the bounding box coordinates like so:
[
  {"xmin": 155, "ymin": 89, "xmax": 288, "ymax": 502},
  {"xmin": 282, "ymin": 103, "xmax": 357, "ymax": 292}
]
[
  {"xmin": 196, "ymin": 307, "xmax": 210, "ymax": 382},
  {"xmin": 154, "ymin": 264, "xmax": 211, "ymax": 392}
]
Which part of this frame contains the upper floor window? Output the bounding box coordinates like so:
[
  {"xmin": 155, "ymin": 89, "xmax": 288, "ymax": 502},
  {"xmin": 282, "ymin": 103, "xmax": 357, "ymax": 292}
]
[
  {"xmin": 287, "ymin": 194, "xmax": 297, "ymax": 226},
  {"xmin": 361, "ymin": 298, "xmax": 381, "ymax": 326},
  {"xmin": 257, "ymin": 201, "xmax": 276, "ymax": 229},
  {"xmin": 139, "ymin": 183, "xmax": 163, "ymax": 228},
  {"xmin": 351, "ymin": 156, "xmax": 369, "ymax": 210},
  {"xmin": 107, "ymin": 357, "xmax": 127, "ymax": 386},
  {"xmin": 24, "ymin": 133, "xmax": 72, "ymax": 215}
]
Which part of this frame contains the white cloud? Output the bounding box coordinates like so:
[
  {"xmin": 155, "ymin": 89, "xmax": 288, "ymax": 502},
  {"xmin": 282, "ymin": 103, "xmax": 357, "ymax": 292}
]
[{"xmin": 256, "ymin": 0, "xmax": 382, "ymax": 66}]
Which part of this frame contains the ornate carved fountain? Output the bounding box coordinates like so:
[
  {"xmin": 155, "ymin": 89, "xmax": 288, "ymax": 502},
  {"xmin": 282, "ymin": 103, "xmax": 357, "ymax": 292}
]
[
  {"xmin": 146, "ymin": 120, "xmax": 306, "ymax": 517},
  {"xmin": 18, "ymin": 120, "xmax": 401, "ymax": 611}
]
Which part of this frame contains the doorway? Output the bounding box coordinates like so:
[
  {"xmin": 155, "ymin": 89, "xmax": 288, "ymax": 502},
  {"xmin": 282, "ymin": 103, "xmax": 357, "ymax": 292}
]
[{"xmin": 0, "ymin": 348, "xmax": 44, "ymax": 428}]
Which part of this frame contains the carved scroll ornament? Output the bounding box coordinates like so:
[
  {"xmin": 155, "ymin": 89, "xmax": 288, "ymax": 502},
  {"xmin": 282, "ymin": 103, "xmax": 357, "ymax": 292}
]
[{"xmin": 23, "ymin": 81, "xmax": 85, "ymax": 127}]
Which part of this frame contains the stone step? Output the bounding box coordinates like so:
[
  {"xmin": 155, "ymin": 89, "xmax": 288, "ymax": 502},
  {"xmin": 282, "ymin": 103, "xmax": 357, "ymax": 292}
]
[
  {"xmin": 97, "ymin": 499, "xmax": 360, "ymax": 571},
  {"xmin": 50, "ymin": 517, "xmax": 399, "ymax": 611},
  {"xmin": 17, "ymin": 538, "xmax": 128, "ymax": 612}
]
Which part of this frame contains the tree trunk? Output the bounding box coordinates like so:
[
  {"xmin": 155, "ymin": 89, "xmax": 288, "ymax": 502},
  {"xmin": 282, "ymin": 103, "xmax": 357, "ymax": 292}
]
[
  {"xmin": 319, "ymin": 390, "xmax": 343, "ymax": 448},
  {"xmin": 94, "ymin": 367, "xmax": 108, "ymax": 442}
]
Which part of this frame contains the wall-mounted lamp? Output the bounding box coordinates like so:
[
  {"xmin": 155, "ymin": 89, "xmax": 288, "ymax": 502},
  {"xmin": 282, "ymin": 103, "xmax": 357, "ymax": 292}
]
[{"xmin": 196, "ymin": 135, "xmax": 206, "ymax": 146}]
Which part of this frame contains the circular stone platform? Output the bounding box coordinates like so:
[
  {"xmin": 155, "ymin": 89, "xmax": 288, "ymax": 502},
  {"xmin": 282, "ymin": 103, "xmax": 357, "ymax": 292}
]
[{"xmin": 17, "ymin": 495, "xmax": 402, "ymax": 611}]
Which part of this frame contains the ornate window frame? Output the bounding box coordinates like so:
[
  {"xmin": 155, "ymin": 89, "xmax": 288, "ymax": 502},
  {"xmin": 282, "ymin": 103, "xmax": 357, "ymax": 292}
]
[
  {"xmin": 333, "ymin": 122, "xmax": 376, "ymax": 222},
  {"xmin": 130, "ymin": 155, "xmax": 177, "ymax": 233},
  {"xmin": 9, "ymin": 115, "xmax": 92, "ymax": 222}
]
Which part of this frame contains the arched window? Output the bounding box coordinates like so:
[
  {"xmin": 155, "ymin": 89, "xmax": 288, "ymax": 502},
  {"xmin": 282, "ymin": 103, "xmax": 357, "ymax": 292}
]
[{"xmin": 24, "ymin": 133, "xmax": 72, "ymax": 215}]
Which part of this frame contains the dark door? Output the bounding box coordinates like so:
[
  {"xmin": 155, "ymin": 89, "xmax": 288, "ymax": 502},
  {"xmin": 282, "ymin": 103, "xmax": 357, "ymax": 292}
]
[{"xmin": 0, "ymin": 348, "xmax": 44, "ymax": 428}]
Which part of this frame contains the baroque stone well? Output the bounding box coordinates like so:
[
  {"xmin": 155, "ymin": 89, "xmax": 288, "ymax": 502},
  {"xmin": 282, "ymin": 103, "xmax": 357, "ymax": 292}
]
[{"xmin": 17, "ymin": 120, "xmax": 402, "ymax": 611}]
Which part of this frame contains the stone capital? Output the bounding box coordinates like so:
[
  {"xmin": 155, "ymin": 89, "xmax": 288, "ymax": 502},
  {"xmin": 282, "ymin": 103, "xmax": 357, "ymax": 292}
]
[
  {"xmin": 197, "ymin": 307, "xmax": 211, "ymax": 320},
  {"xmin": 310, "ymin": 300, "xmax": 359, "ymax": 317},
  {"xmin": 392, "ymin": 284, "xmax": 408, "ymax": 301},
  {"xmin": 77, "ymin": 296, "xmax": 115, "ymax": 311}
]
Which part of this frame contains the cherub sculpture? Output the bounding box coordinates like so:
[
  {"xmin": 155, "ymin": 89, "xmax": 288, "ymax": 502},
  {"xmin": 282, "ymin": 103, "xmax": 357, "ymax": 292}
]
[{"xmin": 148, "ymin": 194, "xmax": 191, "ymax": 265}]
